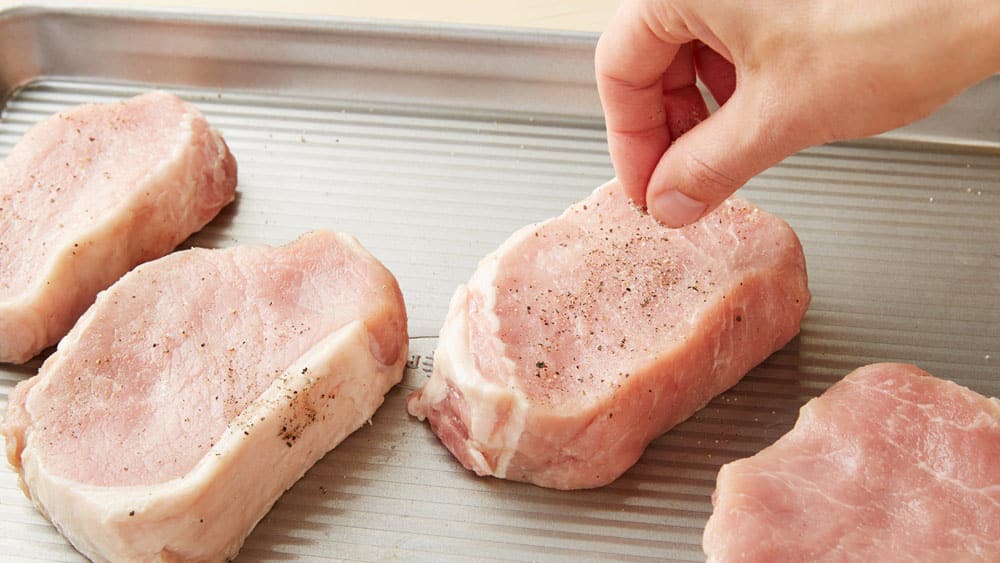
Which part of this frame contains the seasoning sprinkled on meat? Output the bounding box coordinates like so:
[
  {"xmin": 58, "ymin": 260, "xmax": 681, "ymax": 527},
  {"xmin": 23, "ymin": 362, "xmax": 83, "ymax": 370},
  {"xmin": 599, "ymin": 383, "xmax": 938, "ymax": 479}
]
[
  {"xmin": 1, "ymin": 230, "xmax": 408, "ymax": 561},
  {"xmin": 0, "ymin": 91, "xmax": 237, "ymax": 363},
  {"xmin": 408, "ymin": 179, "xmax": 809, "ymax": 489}
]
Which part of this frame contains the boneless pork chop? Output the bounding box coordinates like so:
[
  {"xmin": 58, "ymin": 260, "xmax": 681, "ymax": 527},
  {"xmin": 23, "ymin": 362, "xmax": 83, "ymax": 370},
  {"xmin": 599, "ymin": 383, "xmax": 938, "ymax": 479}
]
[
  {"xmin": 703, "ymin": 363, "xmax": 1000, "ymax": 562},
  {"xmin": 0, "ymin": 91, "xmax": 236, "ymax": 363},
  {"xmin": 2, "ymin": 230, "xmax": 407, "ymax": 562},
  {"xmin": 407, "ymin": 180, "xmax": 810, "ymax": 489}
]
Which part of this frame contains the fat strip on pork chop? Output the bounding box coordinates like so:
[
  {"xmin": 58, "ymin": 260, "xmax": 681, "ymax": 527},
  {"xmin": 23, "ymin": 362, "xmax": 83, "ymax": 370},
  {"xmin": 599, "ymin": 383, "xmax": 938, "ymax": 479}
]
[
  {"xmin": 407, "ymin": 179, "xmax": 810, "ymax": 489},
  {"xmin": 703, "ymin": 362, "xmax": 1000, "ymax": 562},
  {"xmin": 0, "ymin": 91, "xmax": 236, "ymax": 363},
  {"xmin": 2, "ymin": 230, "xmax": 408, "ymax": 562}
]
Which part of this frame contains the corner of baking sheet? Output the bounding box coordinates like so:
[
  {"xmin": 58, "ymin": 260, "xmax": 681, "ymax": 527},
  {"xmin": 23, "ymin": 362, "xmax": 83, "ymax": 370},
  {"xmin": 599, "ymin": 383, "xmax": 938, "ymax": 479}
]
[{"xmin": 0, "ymin": 6, "xmax": 46, "ymax": 106}]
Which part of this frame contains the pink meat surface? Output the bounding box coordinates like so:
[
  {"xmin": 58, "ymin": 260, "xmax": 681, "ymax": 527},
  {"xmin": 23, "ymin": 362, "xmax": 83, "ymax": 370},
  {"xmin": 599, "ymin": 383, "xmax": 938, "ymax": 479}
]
[
  {"xmin": 703, "ymin": 363, "xmax": 1000, "ymax": 562},
  {"xmin": 0, "ymin": 91, "xmax": 236, "ymax": 363},
  {"xmin": 407, "ymin": 180, "xmax": 810, "ymax": 489},
  {"xmin": 1, "ymin": 230, "xmax": 407, "ymax": 561}
]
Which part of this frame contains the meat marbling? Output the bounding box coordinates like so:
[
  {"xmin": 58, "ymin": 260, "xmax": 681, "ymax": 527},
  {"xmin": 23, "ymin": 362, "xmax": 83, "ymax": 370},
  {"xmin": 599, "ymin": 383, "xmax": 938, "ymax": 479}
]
[
  {"xmin": 703, "ymin": 363, "xmax": 1000, "ymax": 562},
  {"xmin": 1, "ymin": 230, "xmax": 408, "ymax": 562},
  {"xmin": 407, "ymin": 180, "xmax": 810, "ymax": 489},
  {"xmin": 0, "ymin": 91, "xmax": 236, "ymax": 363}
]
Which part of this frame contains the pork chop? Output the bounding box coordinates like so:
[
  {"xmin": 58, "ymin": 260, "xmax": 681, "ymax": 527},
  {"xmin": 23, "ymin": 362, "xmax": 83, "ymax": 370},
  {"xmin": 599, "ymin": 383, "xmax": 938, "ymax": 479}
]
[
  {"xmin": 0, "ymin": 91, "xmax": 237, "ymax": 363},
  {"xmin": 407, "ymin": 180, "xmax": 810, "ymax": 489},
  {"xmin": 703, "ymin": 363, "xmax": 1000, "ymax": 562},
  {"xmin": 1, "ymin": 230, "xmax": 408, "ymax": 562}
]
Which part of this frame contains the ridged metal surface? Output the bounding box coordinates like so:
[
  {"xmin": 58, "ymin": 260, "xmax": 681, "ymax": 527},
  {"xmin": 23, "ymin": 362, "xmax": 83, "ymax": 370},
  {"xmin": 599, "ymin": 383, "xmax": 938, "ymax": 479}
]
[{"xmin": 1, "ymin": 9, "xmax": 998, "ymax": 563}]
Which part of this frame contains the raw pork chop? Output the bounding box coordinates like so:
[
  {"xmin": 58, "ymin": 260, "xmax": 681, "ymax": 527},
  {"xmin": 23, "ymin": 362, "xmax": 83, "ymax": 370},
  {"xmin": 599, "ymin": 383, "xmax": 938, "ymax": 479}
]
[
  {"xmin": 0, "ymin": 91, "xmax": 236, "ymax": 363},
  {"xmin": 407, "ymin": 180, "xmax": 810, "ymax": 489},
  {"xmin": 703, "ymin": 363, "xmax": 1000, "ymax": 562},
  {"xmin": 1, "ymin": 230, "xmax": 407, "ymax": 562}
]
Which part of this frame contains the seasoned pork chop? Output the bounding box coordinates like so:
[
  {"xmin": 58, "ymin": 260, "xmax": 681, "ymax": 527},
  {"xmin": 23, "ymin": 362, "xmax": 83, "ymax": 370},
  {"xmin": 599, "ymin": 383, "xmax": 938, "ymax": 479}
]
[
  {"xmin": 703, "ymin": 363, "xmax": 1000, "ymax": 562},
  {"xmin": 0, "ymin": 91, "xmax": 236, "ymax": 363},
  {"xmin": 2, "ymin": 230, "xmax": 407, "ymax": 562},
  {"xmin": 407, "ymin": 180, "xmax": 809, "ymax": 489}
]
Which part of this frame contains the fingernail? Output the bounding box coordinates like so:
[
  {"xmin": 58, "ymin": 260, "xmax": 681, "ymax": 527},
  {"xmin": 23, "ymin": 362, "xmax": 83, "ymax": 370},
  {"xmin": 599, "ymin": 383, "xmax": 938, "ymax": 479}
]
[{"xmin": 649, "ymin": 190, "xmax": 707, "ymax": 228}]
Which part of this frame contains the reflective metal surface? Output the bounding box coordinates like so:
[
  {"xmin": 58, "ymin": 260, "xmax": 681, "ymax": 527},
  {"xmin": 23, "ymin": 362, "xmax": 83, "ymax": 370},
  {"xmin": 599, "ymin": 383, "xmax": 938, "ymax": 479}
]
[{"xmin": 1, "ymin": 7, "xmax": 997, "ymax": 562}]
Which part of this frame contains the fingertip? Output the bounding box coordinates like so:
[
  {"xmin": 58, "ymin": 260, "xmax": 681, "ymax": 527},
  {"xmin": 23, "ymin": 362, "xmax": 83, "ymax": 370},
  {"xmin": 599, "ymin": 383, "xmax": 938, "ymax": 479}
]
[
  {"xmin": 606, "ymin": 125, "xmax": 671, "ymax": 209},
  {"xmin": 645, "ymin": 142, "xmax": 735, "ymax": 228},
  {"xmin": 644, "ymin": 88, "xmax": 787, "ymax": 226},
  {"xmin": 616, "ymin": 176, "xmax": 649, "ymax": 209},
  {"xmin": 647, "ymin": 188, "xmax": 708, "ymax": 228}
]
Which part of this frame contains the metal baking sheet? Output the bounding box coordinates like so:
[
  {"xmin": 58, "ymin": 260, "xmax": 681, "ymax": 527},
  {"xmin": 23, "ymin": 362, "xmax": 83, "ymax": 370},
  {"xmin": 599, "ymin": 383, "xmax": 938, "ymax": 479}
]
[{"xmin": 1, "ymin": 6, "xmax": 997, "ymax": 562}]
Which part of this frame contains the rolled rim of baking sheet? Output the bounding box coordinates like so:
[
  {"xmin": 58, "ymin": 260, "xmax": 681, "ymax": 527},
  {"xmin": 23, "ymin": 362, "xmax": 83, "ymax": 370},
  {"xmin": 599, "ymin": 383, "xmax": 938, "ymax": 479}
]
[{"xmin": 0, "ymin": 7, "xmax": 997, "ymax": 563}]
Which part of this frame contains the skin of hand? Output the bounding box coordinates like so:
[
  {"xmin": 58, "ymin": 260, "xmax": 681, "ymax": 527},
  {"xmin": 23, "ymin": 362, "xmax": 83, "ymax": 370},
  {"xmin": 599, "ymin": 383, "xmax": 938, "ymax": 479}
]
[{"xmin": 596, "ymin": 0, "xmax": 1000, "ymax": 227}]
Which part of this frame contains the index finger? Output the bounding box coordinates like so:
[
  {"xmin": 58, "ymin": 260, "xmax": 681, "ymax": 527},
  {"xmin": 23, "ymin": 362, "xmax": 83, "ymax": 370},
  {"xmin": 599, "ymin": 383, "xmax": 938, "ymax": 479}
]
[{"xmin": 595, "ymin": 1, "xmax": 689, "ymax": 206}]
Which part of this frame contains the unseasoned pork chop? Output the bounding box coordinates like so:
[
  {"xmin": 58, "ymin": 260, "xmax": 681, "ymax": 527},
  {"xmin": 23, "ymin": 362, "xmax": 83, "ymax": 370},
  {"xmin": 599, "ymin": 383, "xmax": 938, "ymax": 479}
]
[
  {"xmin": 407, "ymin": 180, "xmax": 810, "ymax": 489},
  {"xmin": 0, "ymin": 91, "xmax": 236, "ymax": 363},
  {"xmin": 703, "ymin": 363, "xmax": 1000, "ymax": 562},
  {"xmin": 2, "ymin": 230, "xmax": 408, "ymax": 562}
]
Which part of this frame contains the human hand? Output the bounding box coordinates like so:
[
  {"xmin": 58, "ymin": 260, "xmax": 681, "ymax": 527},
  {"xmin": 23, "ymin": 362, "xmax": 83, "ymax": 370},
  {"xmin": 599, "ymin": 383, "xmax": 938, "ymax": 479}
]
[{"xmin": 596, "ymin": 0, "xmax": 1000, "ymax": 227}]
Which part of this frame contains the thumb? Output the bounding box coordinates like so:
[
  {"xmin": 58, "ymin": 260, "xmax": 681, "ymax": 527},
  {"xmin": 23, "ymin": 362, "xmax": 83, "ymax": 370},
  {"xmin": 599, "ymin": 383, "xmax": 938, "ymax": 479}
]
[{"xmin": 645, "ymin": 87, "xmax": 800, "ymax": 227}]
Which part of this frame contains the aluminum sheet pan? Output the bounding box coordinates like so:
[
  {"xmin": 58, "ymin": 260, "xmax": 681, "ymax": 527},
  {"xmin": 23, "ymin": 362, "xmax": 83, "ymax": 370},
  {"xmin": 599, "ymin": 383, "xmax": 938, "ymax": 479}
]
[{"xmin": 1, "ymin": 6, "xmax": 998, "ymax": 562}]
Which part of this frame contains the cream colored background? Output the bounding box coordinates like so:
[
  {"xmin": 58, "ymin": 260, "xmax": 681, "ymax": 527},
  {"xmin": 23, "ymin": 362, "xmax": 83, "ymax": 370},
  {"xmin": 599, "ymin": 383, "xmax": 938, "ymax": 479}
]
[{"xmin": 0, "ymin": 1, "xmax": 619, "ymax": 31}]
